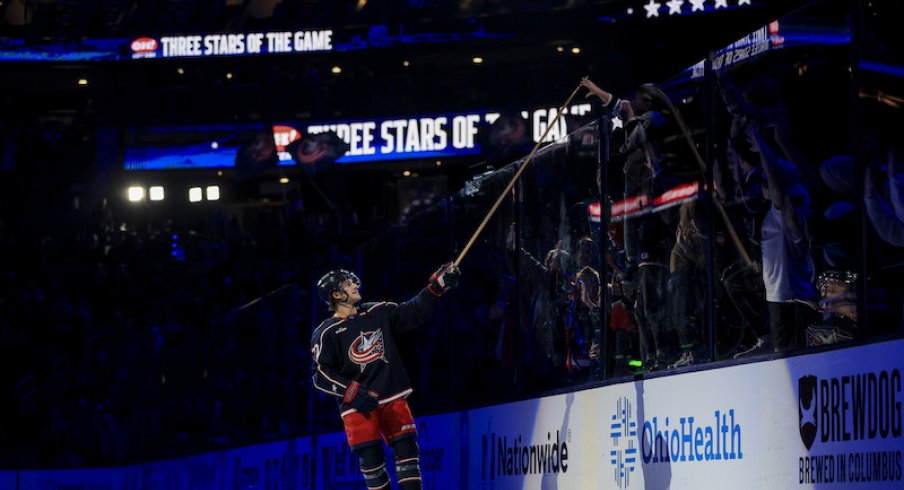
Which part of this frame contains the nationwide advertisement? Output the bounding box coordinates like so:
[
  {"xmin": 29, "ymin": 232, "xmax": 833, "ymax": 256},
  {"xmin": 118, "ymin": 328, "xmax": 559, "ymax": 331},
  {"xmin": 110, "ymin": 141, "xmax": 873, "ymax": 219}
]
[{"xmin": 469, "ymin": 393, "xmax": 591, "ymax": 488}]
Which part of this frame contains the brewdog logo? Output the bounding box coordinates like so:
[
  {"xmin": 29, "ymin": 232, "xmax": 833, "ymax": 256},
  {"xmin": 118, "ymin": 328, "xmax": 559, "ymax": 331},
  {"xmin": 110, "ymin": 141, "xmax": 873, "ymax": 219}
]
[{"xmin": 799, "ymin": 375, "xmax": 818, "ymax": 450}]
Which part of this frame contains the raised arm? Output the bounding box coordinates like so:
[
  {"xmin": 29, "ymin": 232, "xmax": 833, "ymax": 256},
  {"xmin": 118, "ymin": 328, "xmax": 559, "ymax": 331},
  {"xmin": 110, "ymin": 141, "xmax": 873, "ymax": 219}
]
[
  {"xmin": 389, "ymin": 263, "xmax": 460, "ymax": 333},
  {"xmin": 865, "ymin": 194, "xmax": 904, "ymax": 246},
  {"xmin": 887, "ymin": 148, "xmax": 904, "ymax": 223},
  {"xmin": 581, "ymin": 77, "xmax": 621, "ymax": 113},
  {"xmin": 619, "ymin": 108, "xmax": 665, "ymax": 156},
  {"xmin": 505, "ymin": 222, "xmax": 550, "ymax": 293},
  {"xmin": 865, "ymin": 166, "xmax": 904, "ymax": 246},
  {"xmin": 748, "ymin": 125, "xmax": 807, "ymax": 239},
  {"xmin": 749, "ymin": 126, "xmax": 784, "ymax": 202}
]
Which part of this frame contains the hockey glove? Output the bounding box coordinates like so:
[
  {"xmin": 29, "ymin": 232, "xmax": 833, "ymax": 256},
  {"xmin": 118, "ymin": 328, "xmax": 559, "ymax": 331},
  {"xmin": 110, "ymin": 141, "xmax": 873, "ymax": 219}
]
[
  {"xmin": 344, "ymin": 381, "xmax": 379, "ymax": 414},
  {"xmin": 428, "ymin": 262, "xmax": 461, "ymax": 296}
]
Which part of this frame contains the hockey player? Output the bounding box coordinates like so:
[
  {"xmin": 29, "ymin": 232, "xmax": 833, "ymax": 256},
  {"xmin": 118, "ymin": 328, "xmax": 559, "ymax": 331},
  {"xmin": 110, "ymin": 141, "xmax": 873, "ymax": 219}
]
[{"xmin": 311, "ymin": 263, "xmax": 461, "ymax": 490}]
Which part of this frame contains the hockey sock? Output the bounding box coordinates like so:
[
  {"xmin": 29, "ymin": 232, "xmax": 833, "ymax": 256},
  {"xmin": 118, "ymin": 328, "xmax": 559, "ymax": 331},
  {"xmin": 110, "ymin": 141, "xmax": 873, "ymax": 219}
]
[
  {"xmin": 356, "ymin": 445, "xmax": 390, "ymax": 489},
  {"xmin": 392, "ymin": 438, "xmax": 422, "ymax": 490}
]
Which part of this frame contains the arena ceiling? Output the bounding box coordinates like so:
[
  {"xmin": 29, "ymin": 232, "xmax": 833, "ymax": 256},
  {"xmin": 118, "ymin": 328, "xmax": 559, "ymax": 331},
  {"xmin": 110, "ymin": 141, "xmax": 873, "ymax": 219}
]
[{"xmin": 0, "ymin": 0, "xmax": 825, "ymax": 126}]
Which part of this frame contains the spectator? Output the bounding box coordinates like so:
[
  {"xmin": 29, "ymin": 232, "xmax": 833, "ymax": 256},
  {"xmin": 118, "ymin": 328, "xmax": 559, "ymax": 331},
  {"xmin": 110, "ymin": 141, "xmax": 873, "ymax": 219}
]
[
  {"xmin": 633, "ymin": 214, "xmax": 673, "ymax": 370},
  {"xmin": 668, "ymin": 200, "xmax": 710, "ymax": 368},
  {"xmin": 865, "ymin": 145, "xmax": 904, "ymax": 246},
  {"xmin": 581, "ymin": 77, "xmax": 667, "ymax": 264},
  {"xmin": 748, "ymin": 124, "xmax": 819, "ymax": 352}
]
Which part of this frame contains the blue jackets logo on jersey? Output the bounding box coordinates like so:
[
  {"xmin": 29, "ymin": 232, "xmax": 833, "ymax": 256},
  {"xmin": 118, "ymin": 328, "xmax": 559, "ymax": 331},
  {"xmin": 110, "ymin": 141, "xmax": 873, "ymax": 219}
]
[{"xmin": 348, "ymin": 329, "xmax": 388, "ymax": 371}]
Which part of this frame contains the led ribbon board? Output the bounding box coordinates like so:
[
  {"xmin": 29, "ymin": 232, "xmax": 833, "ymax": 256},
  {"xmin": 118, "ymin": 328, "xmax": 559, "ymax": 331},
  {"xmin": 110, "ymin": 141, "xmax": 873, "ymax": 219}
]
[
  {"xmin": 122, "ymin": 104, "xmax": 594, "ymax": 170},
  {"xmin": 0, "ymin": 29, "xmax": 332, "ymax": 62},
  {"xmin": 131, "ymin": 31, "xmax": 333, "ymax": 59},
  {"xmin": 659, "ymin": 16, "xmax": 849, "ymax": 89},
  {"xmin": 275, "ymin": 104, "xmax": 593, "ymax": 164},
  {"xmin": 1, "ymin": 27, "xmax": 509, "ymax": 62}
]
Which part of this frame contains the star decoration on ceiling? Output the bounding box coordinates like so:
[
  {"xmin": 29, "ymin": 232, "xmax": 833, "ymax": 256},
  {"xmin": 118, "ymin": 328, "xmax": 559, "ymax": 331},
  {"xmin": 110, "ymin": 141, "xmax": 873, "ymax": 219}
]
[
  {"xmin": 666, "ymin": 0, "xmax": 684, "ymax": 15},
  {"xmin": 643, "ymin": 0, "xmax": 662, "ymax": 18},
  {"xmin": 638, "ymin": 0, "xmax": 752, "ymax": 19}
]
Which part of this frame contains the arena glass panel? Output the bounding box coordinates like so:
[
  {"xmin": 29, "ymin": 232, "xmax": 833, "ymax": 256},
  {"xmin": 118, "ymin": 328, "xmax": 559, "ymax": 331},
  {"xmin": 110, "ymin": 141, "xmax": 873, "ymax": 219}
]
[
  {"xmin": 321, "ymin": 0, "xmax": 885, "ymax": 417},
  {"xmin": 860, "ymin": 0, "xmax": 904, "ymax": 341},
  {"xmin": 655, "ymin": 0, "xmax": 863, "ymax": 363},
  {"xmin": 402, "ymin": 0, "xmax": 868, "ymax": 401},
  {"xmin": 506, "ymin": 123, "xmax": 602, "ymax": 392}
]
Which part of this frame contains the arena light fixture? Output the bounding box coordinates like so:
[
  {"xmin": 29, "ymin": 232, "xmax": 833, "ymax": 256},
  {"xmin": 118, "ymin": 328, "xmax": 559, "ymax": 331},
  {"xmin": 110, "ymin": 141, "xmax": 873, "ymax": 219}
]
[
  {"xmin": 226, "ymin": 72, "xmax": 233, "ymax": 80},
  {"xmin": 206, "ymin": 186, "xmax": 220, "ymax": 201},
  {"xmin": 127, "ymin": 186, "xmax": 145, "ymax": 202},
  {"xmin": 77, "ymin": 78, "xmax": 88, "ymax": 86},
  {"xmin": 472, "ymin": 56, "xmax": 483, "ymax": 65},
  {"xmin": 402, "ymin": 170, "xmax": 411, "ymax": 177},
  {"xmin": 402, "ymin": 60, "xmax": 410, "ymax": 67},
  {"xmin": 571, "ymin": 47, "xmax": 581, "ymax": 54},
  {"xmin": 331, "ymin": 66, "xmax": 342, "ymax": 74},
  {"xmin": 149, "ymin": 186, "xmax": 165, "ymax": 201},
  {"xmin": 279, "ymin": 177, "xmax": 290, "ymax": 184},
  {"xmin": 189, "ymin": 187, "xmax": 203, "ymax": 203}
]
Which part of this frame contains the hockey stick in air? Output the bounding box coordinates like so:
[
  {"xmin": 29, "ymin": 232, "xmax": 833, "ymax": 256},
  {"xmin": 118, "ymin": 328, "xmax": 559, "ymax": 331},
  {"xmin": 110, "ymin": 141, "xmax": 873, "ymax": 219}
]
[
  {"xmin": 452, "ymin": 82, "xmax": 583, "ymax": 268},
  {"xmin": 643, "ymin": 83, "xmax": 754, "ymax": 267}
]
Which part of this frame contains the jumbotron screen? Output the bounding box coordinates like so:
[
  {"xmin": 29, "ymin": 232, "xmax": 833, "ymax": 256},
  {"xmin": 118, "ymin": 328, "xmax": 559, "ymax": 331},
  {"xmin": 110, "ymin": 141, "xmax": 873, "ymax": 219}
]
[
  {"xmin": 123, "ymin": 123, "xmax": 280, "ymax": 171},
  {"xmin": 123, "ymin": 104, "xmax": 594, "ymax": 171}
]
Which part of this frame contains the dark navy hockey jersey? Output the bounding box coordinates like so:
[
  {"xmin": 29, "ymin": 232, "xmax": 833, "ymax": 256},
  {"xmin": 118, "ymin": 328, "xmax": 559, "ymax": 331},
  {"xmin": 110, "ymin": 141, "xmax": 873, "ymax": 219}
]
[{"xmin": 311, "ymin": 287, "xmax": 438, "ymax": 416}]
